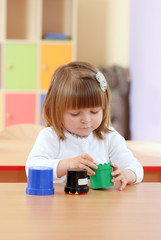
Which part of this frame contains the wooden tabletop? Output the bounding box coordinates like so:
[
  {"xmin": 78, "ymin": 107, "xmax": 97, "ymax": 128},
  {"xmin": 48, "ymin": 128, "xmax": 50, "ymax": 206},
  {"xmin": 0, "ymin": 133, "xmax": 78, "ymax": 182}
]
[
  {"xmin": 0, "ymin": 140, "xmax": 33, "ymax": 168},
  {"xmin": 0, "ymin": 139, "xmax": 161, "ymax": 167},
  {"xmin": 126, "ymin": 141, "xmax": 161, "ymax": 170},
  {"xmin": 0, "ymin": 125, "xmax": 161, "ymax": 172},
  {"xmin": 1, "ymin": 182, "xmax": 161, "ymax": 240},
  {"xmin": 0, "ymin": 124, "xmax": 43, "ymax": 169}
]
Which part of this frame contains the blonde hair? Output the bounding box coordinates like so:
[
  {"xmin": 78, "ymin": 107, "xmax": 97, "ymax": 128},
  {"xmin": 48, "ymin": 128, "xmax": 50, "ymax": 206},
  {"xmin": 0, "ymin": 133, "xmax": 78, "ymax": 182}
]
[{"xmin": 41, "ymin": 61, "xmax": 111, "ymax": 140}]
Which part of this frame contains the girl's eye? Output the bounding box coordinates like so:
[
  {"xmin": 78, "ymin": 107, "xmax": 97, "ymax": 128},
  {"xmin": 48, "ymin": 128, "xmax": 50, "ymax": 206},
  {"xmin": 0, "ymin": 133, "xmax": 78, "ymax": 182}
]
[
  {"xmin": 91, "ymin": 109, "xmax": 100, "ymax": 114},
  {"xmin": 91, "ymin": 107, "xmax": 101, "ymax": 114},
  {"xmin": 91, "ymin": 111, "xmax": 98, "ymax": 114},
  {"xmin": 70, "ymin": 112, "xmax": 80, "ymax": 116}
]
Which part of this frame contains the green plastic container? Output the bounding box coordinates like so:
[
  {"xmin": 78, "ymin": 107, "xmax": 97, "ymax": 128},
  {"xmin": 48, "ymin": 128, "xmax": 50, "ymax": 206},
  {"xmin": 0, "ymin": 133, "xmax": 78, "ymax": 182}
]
[{"xmin": 90, "ymin": 163, "xmax": 113, "ymax": 189}]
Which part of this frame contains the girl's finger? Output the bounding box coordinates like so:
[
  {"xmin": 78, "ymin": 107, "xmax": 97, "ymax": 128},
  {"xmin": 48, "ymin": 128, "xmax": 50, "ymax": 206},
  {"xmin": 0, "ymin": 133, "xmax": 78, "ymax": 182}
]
[
  {"xmin": 87, "ymin": 167, "xmax": 96, "ymax": 176},
  {"xmin": 112, "ymin": 175, "xmax": 124, "ymax": 183},
  {"xmin": 81, "ymin": 154, "xmax": 97, "ymax": 166},
  {"xmin": 119, "ymin": 180, "xmax": 127, "ymax": 191},
  {"xmin": 82, "ymin": 153, "xmax": 93, "ymax": 161},
  {"xmin": 81, "ymin": 159, "xmax": 98, "ymax": 170},
  {"xmin": 111, "ymin": 163, "xmax": 119, "ymax": 170},
  {"xmin": 79, "ymin": 164, "xmax": 95, "ymax": 175},
  {"xmin": 111, "ymin": 169, "xmax": 121, "ymax": 177}
]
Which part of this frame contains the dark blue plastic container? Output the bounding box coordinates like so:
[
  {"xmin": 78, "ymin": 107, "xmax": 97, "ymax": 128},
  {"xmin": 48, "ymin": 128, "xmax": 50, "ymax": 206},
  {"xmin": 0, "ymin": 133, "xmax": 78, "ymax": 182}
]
[{"xmin": 26, "ymin": 167, "xmax": 54, "ymax": 195}]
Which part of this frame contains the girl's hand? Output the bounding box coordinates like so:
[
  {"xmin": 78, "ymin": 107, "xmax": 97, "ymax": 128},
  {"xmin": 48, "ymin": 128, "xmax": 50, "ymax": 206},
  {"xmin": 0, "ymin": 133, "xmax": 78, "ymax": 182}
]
[
  {"xmin": 69, "ymin": 153, "xmax": 97, "ymax": 176},
  {"xmin": 111, "ymin": 163, "xmax": 137, "ymax": 191},
  {"xmin": 57, "ymin": 153, "xmax": 97, "ymax": 178}
]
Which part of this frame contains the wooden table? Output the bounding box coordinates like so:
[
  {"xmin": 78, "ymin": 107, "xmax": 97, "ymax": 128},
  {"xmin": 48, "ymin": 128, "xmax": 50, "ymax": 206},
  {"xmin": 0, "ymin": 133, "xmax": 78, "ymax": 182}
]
[
  {"xmin": 0, "ymin": 183, "xmax": 161, "ymax": 240},
  {"xmin": 0, "ymin": 139, "xmax": 30, "ymax": 182},
  {"xmin": 0, "ymin": 134, "xmax": 161, "ymax": 182},
  {"xmin": 0, "ymin": 124, "xmax": 43, "ymax": 182},
  {"xmin": 127, "ymin": 141, "xmax": 161, "ymax": 181}
]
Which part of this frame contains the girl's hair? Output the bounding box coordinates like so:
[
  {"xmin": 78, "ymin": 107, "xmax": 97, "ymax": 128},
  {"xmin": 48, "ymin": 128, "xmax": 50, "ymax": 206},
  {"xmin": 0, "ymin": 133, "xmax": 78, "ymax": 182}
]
[{"xmin": 41, "ymin": 61, "xmax": 111, "ymax": 140}]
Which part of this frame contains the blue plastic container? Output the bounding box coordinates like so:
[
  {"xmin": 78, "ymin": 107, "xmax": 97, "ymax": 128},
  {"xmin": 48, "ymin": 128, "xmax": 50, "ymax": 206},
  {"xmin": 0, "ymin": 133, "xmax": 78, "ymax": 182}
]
[{"xmin": 26, "ymin": 167, "xmax": 54, "ymax": 195}]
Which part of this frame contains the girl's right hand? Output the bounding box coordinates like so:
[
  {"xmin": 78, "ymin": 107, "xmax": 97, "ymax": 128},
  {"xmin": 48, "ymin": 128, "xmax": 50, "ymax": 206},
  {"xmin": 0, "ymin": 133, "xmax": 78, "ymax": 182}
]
[{"xmin": 69, "ymin": 153, "xmax": 97, "ymax": 176}]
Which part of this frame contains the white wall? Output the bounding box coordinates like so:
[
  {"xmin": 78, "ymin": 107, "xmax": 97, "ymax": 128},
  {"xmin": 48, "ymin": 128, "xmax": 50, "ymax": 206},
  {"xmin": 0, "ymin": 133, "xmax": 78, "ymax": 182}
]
[
  {"xmin": 129, "ymin": 0, "xmax": 161, "ymax": 141},
  {"xmin": 77, "ymin": 0, "xmax": 129, "ymax": 67},
  {"xmin": 77, "ymin": 0, "xmax": 107, "ymax": 66},
  {"xmin": 105, "ymin": 0, "xmax": 129, "ymax": 66}
]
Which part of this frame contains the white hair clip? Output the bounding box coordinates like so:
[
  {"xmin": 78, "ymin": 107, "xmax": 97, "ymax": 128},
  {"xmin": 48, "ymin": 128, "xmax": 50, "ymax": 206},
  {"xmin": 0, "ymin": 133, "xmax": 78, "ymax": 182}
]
[{"xmin": 96, "ymin": 71, "xmax": 107, "ymax": 92}]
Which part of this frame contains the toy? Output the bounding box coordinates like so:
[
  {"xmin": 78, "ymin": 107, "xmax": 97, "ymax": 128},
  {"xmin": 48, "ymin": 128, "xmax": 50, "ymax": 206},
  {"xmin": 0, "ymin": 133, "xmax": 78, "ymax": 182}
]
[
  {"xmin": 64, "ymin": 169, "xmax": 89, "ymax": 195},
  {"xmin": 90, "ymin": 163, "xmax": 113, "ymax": 189},
  {"xmin": 26, "ymin": 166, "xmax": 55, "ymax": 195}
]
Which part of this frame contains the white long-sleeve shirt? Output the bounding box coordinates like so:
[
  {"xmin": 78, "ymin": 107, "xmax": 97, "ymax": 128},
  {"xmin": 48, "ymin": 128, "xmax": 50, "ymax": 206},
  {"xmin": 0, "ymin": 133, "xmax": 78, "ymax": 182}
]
[{"xmin": 26, "ymin": 127, "xmax": 144, "ymax": 183}]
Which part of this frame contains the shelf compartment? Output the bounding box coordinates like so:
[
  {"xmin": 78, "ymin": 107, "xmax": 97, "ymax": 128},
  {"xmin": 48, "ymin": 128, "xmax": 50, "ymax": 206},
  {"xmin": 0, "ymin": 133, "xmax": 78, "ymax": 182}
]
[
  {"xmin": 5, "ymin": 43, "xmax": 37, "ymax": 90},
  {"xmin": 5, "ymin": 93, "xmax": 36, "ymax": 127},
  {"xmin": 42, "ymin": 0, "xmax": 74, "ymax": 40},
  {"xmin": 39, "ymin": 93, "xmax": 46, "ymax": 124},
  {"xmin": 40, "ymin": 44, "xmax": 72, "ymax": 90},
  {"xmin": 6, "ymin": 0, "xmax": 37, "ymax": 40}
]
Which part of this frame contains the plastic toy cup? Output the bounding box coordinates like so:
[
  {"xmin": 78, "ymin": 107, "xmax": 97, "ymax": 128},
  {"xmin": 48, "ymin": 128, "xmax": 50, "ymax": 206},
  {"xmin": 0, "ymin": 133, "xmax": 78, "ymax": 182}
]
[
  {"xmin": 64, "ymin": 169, "xmax": 89, "ymax": 194},
  {"xmin": 90, "ymin": 163, "xmax": 113, "ymax": 189},
  {"xmin": 26, "ymin": 166, "xmax": 55, "ymax": 195}
]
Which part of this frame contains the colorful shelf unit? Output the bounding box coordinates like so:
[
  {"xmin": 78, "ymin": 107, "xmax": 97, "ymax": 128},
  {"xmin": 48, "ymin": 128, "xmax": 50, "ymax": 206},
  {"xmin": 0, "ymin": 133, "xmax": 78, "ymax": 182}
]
[{"xmin": 0, "ymin": 0, "xmax": 77, "ymax": 130}]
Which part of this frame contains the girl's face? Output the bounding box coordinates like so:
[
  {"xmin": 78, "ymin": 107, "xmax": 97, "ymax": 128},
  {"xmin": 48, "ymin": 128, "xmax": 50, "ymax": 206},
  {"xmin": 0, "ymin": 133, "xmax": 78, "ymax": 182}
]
[{"xmin": 63, "ymin": 107, "xmax": 103, "ymax": 137}]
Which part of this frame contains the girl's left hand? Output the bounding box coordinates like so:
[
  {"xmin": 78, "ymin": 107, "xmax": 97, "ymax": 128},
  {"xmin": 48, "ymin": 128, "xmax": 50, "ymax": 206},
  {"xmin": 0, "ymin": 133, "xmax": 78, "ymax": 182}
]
[{"xmin": 111, "ymin": 163, "xmax": 137, "ymax": 191}]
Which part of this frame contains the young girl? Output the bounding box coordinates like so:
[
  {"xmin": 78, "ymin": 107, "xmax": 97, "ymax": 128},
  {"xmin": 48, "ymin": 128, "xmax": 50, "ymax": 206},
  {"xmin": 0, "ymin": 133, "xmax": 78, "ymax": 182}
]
[{"xmin": 26, "ymin": 61, "xmax": 143, "ymax": 191}]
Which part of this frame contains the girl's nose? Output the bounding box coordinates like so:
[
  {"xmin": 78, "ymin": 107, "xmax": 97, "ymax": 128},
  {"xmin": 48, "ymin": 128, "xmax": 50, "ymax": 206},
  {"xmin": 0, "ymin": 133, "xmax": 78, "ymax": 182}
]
[{"xmin": 80, "ymin": 115, "xmax": 90, "ymax": 124}]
